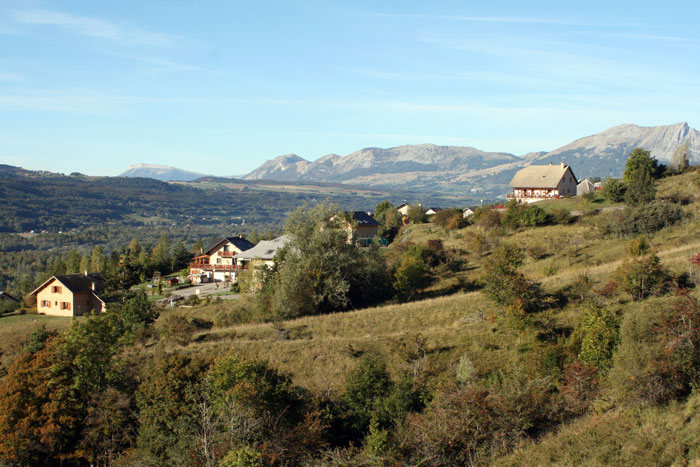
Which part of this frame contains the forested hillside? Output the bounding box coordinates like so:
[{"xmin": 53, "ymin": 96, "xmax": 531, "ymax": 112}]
[{"xmin": 0, "ymin": 155, "xmax": 699, "ymax": 465}]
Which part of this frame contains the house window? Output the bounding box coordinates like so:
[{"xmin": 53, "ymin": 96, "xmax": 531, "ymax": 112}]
[
  {"xmin": 60, "ymin": 302, "xmax": 71, "ymax": 310},
  {"xmin": 51, "ymin": 285, "xmax": 62, "ymax": 293},
  {"xmin": 41, "ymin": 300, "xmax": 50, "ymax": 307}
]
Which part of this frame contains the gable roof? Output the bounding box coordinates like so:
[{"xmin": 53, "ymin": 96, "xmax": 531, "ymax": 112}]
[
  {"xmin": 352, "ymin": 211, "xmax": 380, "ymax": 226},
  {"xmin": 509, "ymin": 164, "xmax": 576, "ymax": 189},
  {"xmin": 578, "ymin": 178, "xmax": 595, "ymax": 189},
  {"xmin": 236, "ymin": 235, "xmax": 291, "ymax": 260},
  {"xmin": 31, "ymin": 273, "xmax": 105, "ymax": 296},
  {"xmin": 0, "ymin": 291, "xmax": 19, "ymax": 302},
  {"xmin": 203, "ymin": 236, "xmax": 255, "ymax": 255}
]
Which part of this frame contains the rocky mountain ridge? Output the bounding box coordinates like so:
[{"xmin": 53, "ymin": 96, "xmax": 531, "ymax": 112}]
[
  {"xmin": 243, "ymin": 122, "xmax": 698, "ymax": 195},
  {"xmin": 119, "ymin": 122, "xmax": 698, "ymax": 197}
]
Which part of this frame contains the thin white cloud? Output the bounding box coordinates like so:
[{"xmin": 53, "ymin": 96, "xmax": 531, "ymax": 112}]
[
  {"xmin": 11, "ymin": 8, "xmax": 177, "ymax": 46},
  {"xmin": 0, "ymin": 92, "xmax": 130, "ymax": 114},
  {"xmin": 415, "ymin": 34, "xmax": 699, "ymax": 92},
  {"xmin": 370, "ymin": 13, "xmax": 628, "ymax": 28},
  {"xmin": 107, "ymin": 51, "xmax": 223, "ymax": 75}
]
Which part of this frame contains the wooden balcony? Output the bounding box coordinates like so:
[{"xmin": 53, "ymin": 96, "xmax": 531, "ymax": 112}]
[
  {"xmin": 189, "ymin": 264, "xmax": 237, "ymax": 272},
  {"xmin": 220, "ymin": 251, "xmax": 237, "ymax": 257}
]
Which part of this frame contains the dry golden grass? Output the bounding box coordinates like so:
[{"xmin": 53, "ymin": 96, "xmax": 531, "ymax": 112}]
[
  {"xmin": 0, "ymin": 313, "xmax": 72, "ymax": 368},
  {"xmin": 496, "ymin": 395, "xmax": 700, "ymax": 466},
  {"xmin": 161, "ymin": 291, "xmax": 543, "ymax": 394}
]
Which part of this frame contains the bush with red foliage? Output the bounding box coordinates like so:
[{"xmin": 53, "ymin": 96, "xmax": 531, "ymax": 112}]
[
  {"xmin": 657, "ymin": 291, "xmax": 700, "ymax": 397},
  {"xmin": 560, "ymin": 362, "xmax": 600, "ymax": 416}
]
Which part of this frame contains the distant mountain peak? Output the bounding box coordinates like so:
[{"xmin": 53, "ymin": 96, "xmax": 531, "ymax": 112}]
[
  {"xmin": 530, "ymin": 121, "xmax": 700, "ymax": 178},
  {"xmin": 120, "ymin": 164, "xmax": 207, "ymax": 182}
]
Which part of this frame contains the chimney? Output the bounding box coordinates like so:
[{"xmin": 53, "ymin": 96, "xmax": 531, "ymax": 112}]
[
  {"xmin": 91, "ymin": 282, "xmax": 96, "ymax": 291},
  {"xmin": 84, "ymin": 270, "xmax": 88, "ymax": 276},
  {"xmin": 560, "ymin": 162, "xmax": 565, "ymax": 168},
  {"xmin": 548, "ymin": 162, "xmax": 552, "ymax": 166}
]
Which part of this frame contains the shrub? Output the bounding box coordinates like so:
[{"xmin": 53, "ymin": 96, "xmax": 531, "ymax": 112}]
[
  {"xmin": 582, "ymin": 191, "xmax": 597, "ymax": 202},
  {"xmin": 607, "ymin": 298, "xmax": 679, "ymax": 406},
  {"xmin": 575, "ymin": 306, "xmax": 620, "ymax": 373},
  {"xmin": 402, "ymin": 384, "xmax": 523, "ymax": 465},
  {"xmin": 161, "ymin": 315, "xmax": 198, "ymax": 345},
  {"xmin": 520, "ymin": 205, "xmax": 548, "ymax": 227},
  {"xmin": 602, "ymin": 177, "xmax": 626, "ymax": 202},
  {"xmin": 393, "ymin": 254, "xmax": 427, "ymax": 301},
  {"xmin": 432, "ymin": 209, "xmax": 464, "ymax": 230},
  {"xmin": 560, "ymin": 362, "xmax": 600, "ymax": 416},
  {"xmin": 550, "ymin": 208, "xmax": 573, "ymax": 225},
  {"xmin": 472, "ymin": 207, "xmax": 503, "ymax": 231},
  {"xmin": 343, "ymin": 353, "xmax": 392, "ymax": 434},
  {"xmin": 456, "ymin": 355, "xmax": 477, "ymax": 385},
  {"xmin": 481, "ymin": 244, "xmax": 541, "ymax": 314},
  {"xmin": 605, "ymin": 201, "xmax": 684, "ymax": 237},
  {"xmin": 569, "ymin": 271, "xmax": 594, "ymax": 302},
  {"xmin": 614, "ymin": 253, "xmax": 669, "ymax": 301},
  {"xmin": 502, "ymin": 201, "xmax": 548, "ymax": 229},
  {"xmin": 656, "ymin": 292, "xmax": 700, "ymax": 397},
  {"xmin": 406, "ymin": 204, "xmax": 427, "ymax": 224},
  {"xmin": 220, "ymin": 447, "xmax": 263, "ymax": 467},
  {"xmin": 627, "ymin": 236, "xmax": 651, "ymax": 257}
]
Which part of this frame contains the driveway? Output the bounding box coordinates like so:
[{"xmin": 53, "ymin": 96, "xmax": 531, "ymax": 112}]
[{"xmin": 170, "ymin": 282, "xmax": 241, "ymax": 300}]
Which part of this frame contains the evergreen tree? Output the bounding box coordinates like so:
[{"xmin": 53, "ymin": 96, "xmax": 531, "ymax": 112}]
[
  {"xmin": 623, "ymin": 148, "xmax": 658, "ymax": 206},
  {"xmin": 151, "ymin": 234, "xmax": 171, "ymax": 274}
]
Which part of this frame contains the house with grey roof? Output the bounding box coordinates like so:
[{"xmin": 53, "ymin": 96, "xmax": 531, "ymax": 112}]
[
  {"xmin": 236, "ymin": 235, "xmax": 291, "ymax": 269},
  {"xmin": 508, "ymin": 162, "xmax": 577, "ymax": 203}
]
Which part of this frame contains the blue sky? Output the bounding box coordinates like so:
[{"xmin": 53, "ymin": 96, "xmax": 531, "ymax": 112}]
[{"xmin": 1, "ymin": 0, "xmax": 699, "ymax": 176}]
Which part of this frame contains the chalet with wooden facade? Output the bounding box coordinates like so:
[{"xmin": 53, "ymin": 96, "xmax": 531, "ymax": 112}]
[
  {"xmin": 31, "ymin": 272, "xmax": 105, "ymax": 317},
  {"xmin": 508, "ymin": 162, "xmax": 577, "ymax": 203},
  {"xmin": 189, "ymin": 236, "xmax": 255, "ymax": 283}
]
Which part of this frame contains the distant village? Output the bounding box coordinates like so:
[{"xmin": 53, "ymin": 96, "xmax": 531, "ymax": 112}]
[{"xmin": 29, "ymin": 162, "xmax": 598, "ymax": 318}]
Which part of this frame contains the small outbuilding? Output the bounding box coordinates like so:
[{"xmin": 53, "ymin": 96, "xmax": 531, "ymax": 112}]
[{"xmin": 577, "ymin": 178, "xmax": 595, "ymax": 196}]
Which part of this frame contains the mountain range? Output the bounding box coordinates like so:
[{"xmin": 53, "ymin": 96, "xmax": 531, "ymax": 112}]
[
  {"xmin": 121, "ymin": 122, "xmax": 699, "ymax": 196},
  {"xmin": 119, "ymin": 163, "xmax": 208, "ymax": 182}
]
